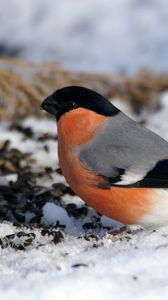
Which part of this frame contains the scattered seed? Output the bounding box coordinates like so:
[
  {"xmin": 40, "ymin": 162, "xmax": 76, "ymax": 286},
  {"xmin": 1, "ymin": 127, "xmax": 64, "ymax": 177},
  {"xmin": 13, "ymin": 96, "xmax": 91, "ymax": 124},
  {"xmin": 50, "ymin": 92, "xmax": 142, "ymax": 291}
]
[
  {"xmin": 72, "ymin": 263, "xmax": 88, "ymax": 268},
  {"xmin": 84, "ymin": 234, "xmax": 99, "ymax": 242}
]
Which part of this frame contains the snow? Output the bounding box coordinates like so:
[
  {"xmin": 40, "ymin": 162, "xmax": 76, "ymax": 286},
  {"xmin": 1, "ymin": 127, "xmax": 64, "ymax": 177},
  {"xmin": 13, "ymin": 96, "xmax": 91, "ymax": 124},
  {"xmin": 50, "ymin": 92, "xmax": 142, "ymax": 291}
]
[
  {"xmin": 0, "ymin": 174, "xmax": 18, "ymax": 186},
  {"xmin": 1, "ymin": 225, "xmax": 168, "ymax": 300},
  {"xmin": 1, "ymin": 0, "xmax": 168, "ymax": 74},
  {"xmin": 146, "ymin": 94, "xmax": 168, "ymax": 140},
  {"xmin": 101, "ymin": 215, "xmax": 120, "ymax": 229},
  {"xmin": 0, "ymin": 95, "xmax": 168, "ymax": 299},
  {"xmin": 42, "ymin": 203, "xmax": 72, "ymax": 227}
]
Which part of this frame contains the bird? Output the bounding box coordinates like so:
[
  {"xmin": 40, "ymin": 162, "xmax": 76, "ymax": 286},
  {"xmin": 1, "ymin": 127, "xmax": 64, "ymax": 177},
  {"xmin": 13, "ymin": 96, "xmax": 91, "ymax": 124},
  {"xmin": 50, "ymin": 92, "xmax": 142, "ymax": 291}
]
[{"xmin": 41, "ymin": 86, "xmax": 168, "ymax": 227}]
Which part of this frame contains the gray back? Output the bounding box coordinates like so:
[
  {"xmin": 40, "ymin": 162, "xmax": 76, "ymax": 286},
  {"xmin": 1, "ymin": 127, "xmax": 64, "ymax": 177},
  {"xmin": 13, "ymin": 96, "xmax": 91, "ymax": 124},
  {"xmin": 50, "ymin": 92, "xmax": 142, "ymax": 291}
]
[{"xmin": 79, "ymin": 112, "xmax": 168, "ymax": 181}]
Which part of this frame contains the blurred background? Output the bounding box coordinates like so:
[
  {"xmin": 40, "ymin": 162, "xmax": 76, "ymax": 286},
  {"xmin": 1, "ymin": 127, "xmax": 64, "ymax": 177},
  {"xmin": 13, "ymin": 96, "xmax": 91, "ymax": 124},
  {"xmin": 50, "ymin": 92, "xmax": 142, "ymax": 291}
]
[{"xmin": 1, "ymin": 0, "xmax": 168, "ymax": 74}]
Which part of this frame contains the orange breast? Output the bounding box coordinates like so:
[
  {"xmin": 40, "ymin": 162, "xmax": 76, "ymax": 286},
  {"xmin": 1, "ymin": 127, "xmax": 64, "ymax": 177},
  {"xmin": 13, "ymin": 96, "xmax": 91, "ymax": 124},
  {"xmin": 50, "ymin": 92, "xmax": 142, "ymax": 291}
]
[{"xmin": 57, "ymin": 108, "xmax": 153, "ymax": 225}]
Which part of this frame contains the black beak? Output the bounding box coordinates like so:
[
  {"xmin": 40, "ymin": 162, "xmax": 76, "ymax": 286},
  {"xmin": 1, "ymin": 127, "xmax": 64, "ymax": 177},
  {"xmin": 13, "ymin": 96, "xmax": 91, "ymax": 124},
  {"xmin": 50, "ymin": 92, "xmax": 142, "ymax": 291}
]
[{"xmin": 41, "ymin": 95, "xmax": 59, "ymax": 116}]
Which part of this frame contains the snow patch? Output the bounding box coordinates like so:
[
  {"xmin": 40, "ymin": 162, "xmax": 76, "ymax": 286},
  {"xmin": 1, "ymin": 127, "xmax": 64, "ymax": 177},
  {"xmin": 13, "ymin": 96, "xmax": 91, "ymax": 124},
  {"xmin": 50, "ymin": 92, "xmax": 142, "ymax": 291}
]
[
  {"xmin": 0, "ymin": 174, "xmax": 18, "ymax": 186},
  {"xmin": 42, "ymin": 202, "xmax": 72, "ymax": 227}
]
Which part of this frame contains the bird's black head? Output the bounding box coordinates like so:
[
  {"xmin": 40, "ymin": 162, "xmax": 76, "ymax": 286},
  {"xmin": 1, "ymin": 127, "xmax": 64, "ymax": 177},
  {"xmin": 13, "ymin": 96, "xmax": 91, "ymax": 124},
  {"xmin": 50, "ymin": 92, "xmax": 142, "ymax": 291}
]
[{"xmin": 41, "ymin": 86, "xmax": 119, "ymax": 121}]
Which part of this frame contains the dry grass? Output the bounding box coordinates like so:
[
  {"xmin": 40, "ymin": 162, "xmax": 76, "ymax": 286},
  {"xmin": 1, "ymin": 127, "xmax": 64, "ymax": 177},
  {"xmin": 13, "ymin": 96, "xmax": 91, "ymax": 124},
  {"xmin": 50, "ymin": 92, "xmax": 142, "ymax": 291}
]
[{"xmin": 0, "ymin": 57, "xmax": 168, "ymax": 120}]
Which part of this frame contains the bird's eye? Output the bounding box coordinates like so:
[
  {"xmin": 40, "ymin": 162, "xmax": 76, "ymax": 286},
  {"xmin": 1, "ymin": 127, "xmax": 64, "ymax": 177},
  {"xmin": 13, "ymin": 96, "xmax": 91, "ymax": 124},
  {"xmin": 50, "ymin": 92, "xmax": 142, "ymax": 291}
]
[
  {"xmin": 64, "ymin": 102, "xmax": 77, "ymax": 110},
  {"xmin": 71, "ymin": 102, "xmax": 77, "ymax": 107}
]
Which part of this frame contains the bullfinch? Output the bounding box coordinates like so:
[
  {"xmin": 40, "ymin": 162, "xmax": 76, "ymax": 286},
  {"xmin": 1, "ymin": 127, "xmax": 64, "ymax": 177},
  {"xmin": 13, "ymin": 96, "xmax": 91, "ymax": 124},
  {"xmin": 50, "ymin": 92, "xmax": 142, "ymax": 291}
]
[{"xmin": 41, "ymin": 86, "xmax": 168, "ymax": 227}]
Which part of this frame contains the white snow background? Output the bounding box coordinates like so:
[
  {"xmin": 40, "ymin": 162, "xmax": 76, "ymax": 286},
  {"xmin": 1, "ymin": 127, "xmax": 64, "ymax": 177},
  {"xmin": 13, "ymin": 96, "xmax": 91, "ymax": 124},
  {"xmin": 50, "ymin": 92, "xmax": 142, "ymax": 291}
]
[
  {"xmin": 0, "ymin": 0, "xmax": 168, "ymax": 74},
  {"xmin": 0, "ymin": 95, "xmax": 168, "ymax": 300}
]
